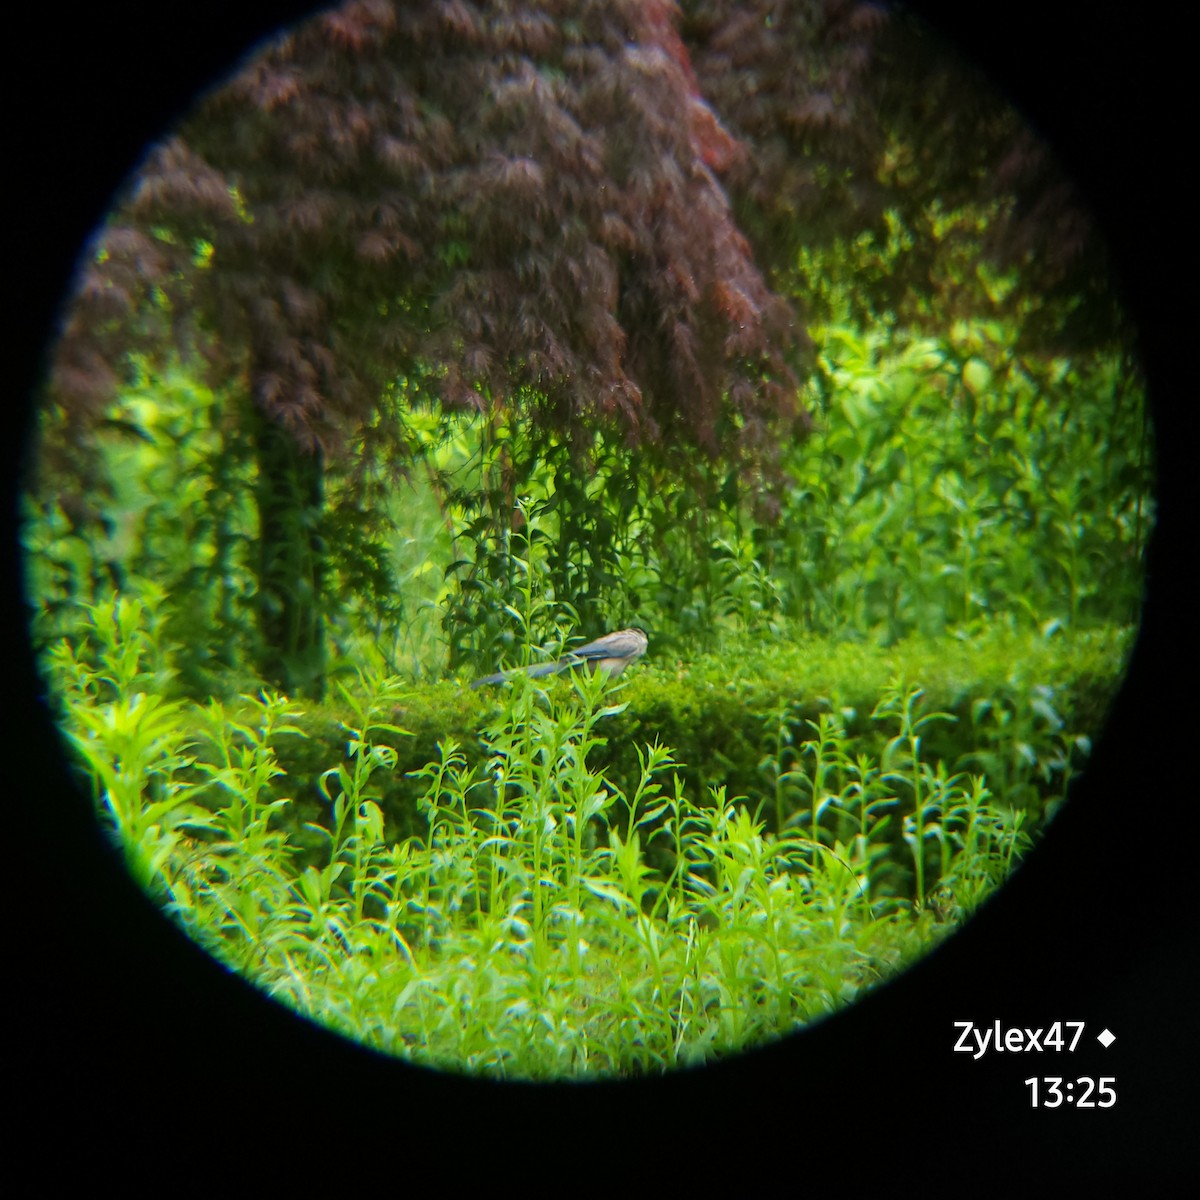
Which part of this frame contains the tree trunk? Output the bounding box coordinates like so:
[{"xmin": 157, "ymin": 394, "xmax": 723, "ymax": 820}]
[{"xmin": 247, "ymin": 397, "xmax": 326, "ymax": 700}]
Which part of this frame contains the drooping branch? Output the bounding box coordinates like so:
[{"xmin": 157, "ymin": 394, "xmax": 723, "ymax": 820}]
[{"xmin": 49, "ymin": 0, "xmax": 810, "ymax": 499}]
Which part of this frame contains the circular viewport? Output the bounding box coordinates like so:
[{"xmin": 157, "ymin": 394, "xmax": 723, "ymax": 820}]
[{"xmin": 22, "ymin": 0, "xmax": 1154, "ymax": 1083}]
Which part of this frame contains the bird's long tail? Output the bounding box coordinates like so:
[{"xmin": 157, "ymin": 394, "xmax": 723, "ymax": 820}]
[
  {"xmin": 469, "ymin": 671, "xmax": 509, "ymax": 688},
  {"xmin": 470, "ymin": 659, "xmax": 566, "ymax": 688}
]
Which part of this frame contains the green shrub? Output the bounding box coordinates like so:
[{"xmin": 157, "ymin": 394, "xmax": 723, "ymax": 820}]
[{"xmin": 46, "ymin": 593, "xmax": 1091, "ymax": 1079}]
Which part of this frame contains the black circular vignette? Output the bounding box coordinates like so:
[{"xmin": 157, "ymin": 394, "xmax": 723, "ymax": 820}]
[{"xmin": 8, "ymin": 1, "xmax": 1190, "ymax": 1182}]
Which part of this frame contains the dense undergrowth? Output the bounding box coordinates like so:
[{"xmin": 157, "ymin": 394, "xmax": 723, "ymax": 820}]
[
  {"xmin": 47, "ymin": 591, "xmax": 1098, "ymax": 1078},
  {"xmin": 25, "ymin": 309, "xmax": 1149, "ymax": 1078},
  {"xmin": 24, "ymin": 319, "xmax": 1152, "ymax": 693}
]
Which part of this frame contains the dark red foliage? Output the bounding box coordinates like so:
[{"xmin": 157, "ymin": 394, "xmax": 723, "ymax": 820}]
[
  {"xmin": 684, "ymin": 0, "xmax": 890, "ymax": 252},
  {"xmin": 49, "ymin": 0, "xmax": 810, "ymax": 489},
  {"xmin": 47, "ymin": 0, "xmax": 1121, "ymax": 501}
]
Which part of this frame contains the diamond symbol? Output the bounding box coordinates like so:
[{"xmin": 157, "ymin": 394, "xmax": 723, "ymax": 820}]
[{"xmin": 1097, "ymin": 1028, "xmax": 1116, "ymax": 1048}]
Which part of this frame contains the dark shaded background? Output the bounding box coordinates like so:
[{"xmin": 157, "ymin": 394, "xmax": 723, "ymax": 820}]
[{"xmin": 9, "ymin": 1, "xmax": 1191, "ymax": 1184}]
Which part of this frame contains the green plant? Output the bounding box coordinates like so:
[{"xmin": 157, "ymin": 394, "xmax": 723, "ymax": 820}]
[
  {"xmin": 872, "ymin": 680, "xmax": 958, "ymax": 909},
  {"xmin": 761, "ymin": 321, "xmax": 1151, "ymax": 643},
  {"xmin": 45, "ymin": 580, "xmax": 1072, "ymax": 1080},
  {"xmin": 27, "ymin": 359, "xmax": 260, "ymax": 694}
]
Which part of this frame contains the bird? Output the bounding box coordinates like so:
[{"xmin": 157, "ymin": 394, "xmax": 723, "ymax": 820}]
[{"xmin": 471, "ymin": 627, "xmax": 648, "ymax": 688}]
